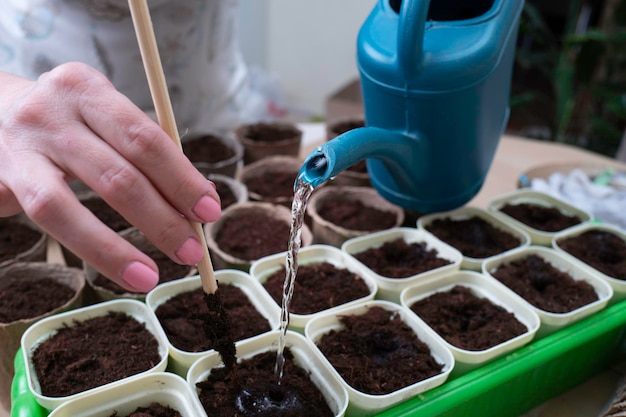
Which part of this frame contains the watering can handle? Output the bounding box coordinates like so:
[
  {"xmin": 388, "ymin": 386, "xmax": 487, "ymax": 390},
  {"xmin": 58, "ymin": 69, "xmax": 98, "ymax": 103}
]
[{"xmin": 397, "ymin": 0, "xmax": 430, "ymax": 81}]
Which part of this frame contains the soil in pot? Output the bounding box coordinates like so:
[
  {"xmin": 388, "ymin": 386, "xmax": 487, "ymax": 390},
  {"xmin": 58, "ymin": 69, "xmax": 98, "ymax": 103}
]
[
  {"xmin": 317, "ymin": 199, "xmax": 397, "ymax": 232},
  {"xmin": 110, "ymin": 403, "xmax": 182, "ymax": 417},
  {"xmin": 195, "ymin": 348, "xmax": 334, "ymax": 417},
  {"xmin": 0, "ymin": 277, "xmax": 75, "ymax": 323},
  {"xmin": 93, "ymin": 246, "xmax": 192, "ymax": 294},
  {"xmin": 32, "ymin": 311, "xmax": 161, "ymax": 397},
  {"xmin": 352, "ymin": 238, "xmax": 452, "ymax": 278},
  {"xmin": 154, "ymin": 283, "xmax": 271, "ymax": 352},
  {"xmin": 315, "ymin": 306, "xmax": 443, "ymax": 395},
  {"xmin": 82, "ymin": 197, "xmax": 132, "ymax": 232},
  {"xmin": 244, "ymin": 170, "xmax": 295, "ymax": 202},
  {"xmin": 499, "ymin": 202, "xmax": 582, "ymax": 232},
  {"xmin": 557, "ymin": 230, "xmax": 626, "ymax": 280},
  {"xmin": 490, "ymin": 254, "xmax": 598, "ymax": 313},
  {"xmin": 215, "ymin": 211, "xmax": 290, "ymax": 261},
  {"xmin": 262, "ymin": 262, "xmax": 371, "ymax": 314},
  {"xmin": 183, "ymin": 134, "xmax": 236, "ymax": 164},
  {"xmin": 214, "ymin": 178, "xmax": 238, "ymax": 210},
  {"xmin": 425, "ymin": 216, "xmax": 521, "ymax": 258},
  {"xmin": 0, "ymin": 217, "xmax": 43, "ymax": 264},
  {"xmin": 409, "ymin": 285, "xmax": 528, "ymax": 351}
]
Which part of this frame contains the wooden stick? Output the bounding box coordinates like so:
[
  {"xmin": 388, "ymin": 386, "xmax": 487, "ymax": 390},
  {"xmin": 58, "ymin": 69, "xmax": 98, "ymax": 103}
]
[
  {"xmin": 46, "ymin": 235, "xmax": 66, "ymax": 266},
  {"xmin": 128, "ymin": 0, "xmax": 217, "ymax": 294}
]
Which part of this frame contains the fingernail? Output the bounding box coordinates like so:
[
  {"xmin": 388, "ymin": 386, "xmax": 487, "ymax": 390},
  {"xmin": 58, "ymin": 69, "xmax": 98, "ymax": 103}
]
[
  {"xmin": 208, "ymin": 180, "xmax": 216, "ymax": 190},
  {"xmin": 193, "ymin": 194, "xmax": 221, "ymax": 223},
  {"xmin": 175, "ymin": 237, "xmax": 204, "ymax": 265},
  {"xmin": 121, "ymin": 262, "xmax": 159, "ymax": 292}
]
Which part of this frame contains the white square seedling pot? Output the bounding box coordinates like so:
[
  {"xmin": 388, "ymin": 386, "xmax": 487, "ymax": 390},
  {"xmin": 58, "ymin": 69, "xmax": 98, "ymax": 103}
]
[
  {"xmin": 552, "ymin": 222, "xmax": 626, "ymax": 303},
  {"xmin": 249, "ymin": 244, "xmax": 377, "ymax": 332},
  {"xmin": 304, "ymin": 300, "xmax": 454, "ymax": 417},
  {"xmin": 145, "ymin": 270, "xmax": 281, "ymax": 376},
  {"xmin": 187, "ymin": 330, "xmax": 349, "ymax": 417},
  {"xmin": 341, "ymin": 227, "xmax": 463, "ymax": 302},
  {"xmin": 21, "ymin": 299, "xmax": 169, "ymax": 411},
  {"xmin": 417, "ymin": 206, "xmax": 531, "ymax": 271},
  {"xmin": 483, "ymin": 246, "xmax": 612, "ymax": 337},
  {"xmin": 48, "ymin": 372, "xmax": 206, "ymax": 417},
  {"xmin": 400, "ymin": 271, "xmax": 540, "ymax": 373},
  {"xmin": 487, "ymin": 189, "xmax": 592, "ymax": 246}
]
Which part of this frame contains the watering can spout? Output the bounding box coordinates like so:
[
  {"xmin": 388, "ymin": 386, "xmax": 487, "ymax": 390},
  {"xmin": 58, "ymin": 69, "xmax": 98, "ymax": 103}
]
[{"xmin": 298, "ymin": 127, "xmax": 418, "ymax": 191}]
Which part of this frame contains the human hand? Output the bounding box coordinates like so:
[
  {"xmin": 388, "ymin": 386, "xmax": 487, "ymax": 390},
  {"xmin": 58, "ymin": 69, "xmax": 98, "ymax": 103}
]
[{"xmin": 0, "ymin": 63, "xmax": 221, "ymax": 292}]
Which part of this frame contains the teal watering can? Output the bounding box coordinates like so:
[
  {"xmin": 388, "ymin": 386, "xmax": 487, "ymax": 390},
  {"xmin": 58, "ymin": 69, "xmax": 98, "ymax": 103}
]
[{"xmin": 299, "ymin": 0, "xmax": 524, "ymax": 213}]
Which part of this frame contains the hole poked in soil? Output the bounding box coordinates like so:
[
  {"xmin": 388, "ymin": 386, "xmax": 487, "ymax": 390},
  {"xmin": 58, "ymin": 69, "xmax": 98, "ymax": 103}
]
[
  {"xmin": 490, "ymin": 254, "xmax": 599, "ymax": 313},
  {"xmin": 154, "ymin": 283, "xmax": 271, "ymax": 352},
  {"xmin": 31, "ymin": 311, "xmax": 162, "ymax": 398},
  {"xmin": 424, "ymin": 215, "xmax": 522, "ymax": 259},
  {"xmin": 262, "ymin": 262, "xmax": 371, "ymax": 315},
  {"xmin": 195, "ymin": 348, "xmax": 334, "ymax": 417},
  {"xmin": 499, "ymin": 202, "xmax": 582, "ymax": 232},
  {"xmin": 409, "ymin": 285, "xmax": 528, "ymax": 351},
  {"xmin": 557, "ymin": 229, "xmax": 626, "ymax": 280},
  {"xmin": 110, "ymin": 402, "xmax": 182, "ymax": 417},
  {"xmin": 352, "ymin": 238, "xmax": 452, "ymax": 278},
  {"xmin": 314, "ymin": 305, "xmax": 444, "ymax": 395}
]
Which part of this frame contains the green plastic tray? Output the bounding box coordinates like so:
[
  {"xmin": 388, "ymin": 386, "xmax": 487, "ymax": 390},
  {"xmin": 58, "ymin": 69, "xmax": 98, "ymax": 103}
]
[{"xmin": 11, "ymin": 300, "xmax": 626, "ymax": 417}]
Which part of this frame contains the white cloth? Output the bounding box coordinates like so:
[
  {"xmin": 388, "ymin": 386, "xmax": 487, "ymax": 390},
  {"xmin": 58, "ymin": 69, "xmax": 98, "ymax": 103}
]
[
  {"xmin": 0, "ymin": 0, "xmax": 283, "ymax": 133},
  {"xmin": 530, "ymin": 168, "xmax": 626, "ymax": 230}
]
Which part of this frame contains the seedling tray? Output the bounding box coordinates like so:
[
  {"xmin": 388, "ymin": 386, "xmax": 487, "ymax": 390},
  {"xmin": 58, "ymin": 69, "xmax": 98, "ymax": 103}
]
[{"xmin": 11, "ymin": 300, "xmax": 626, "ymax": 417}]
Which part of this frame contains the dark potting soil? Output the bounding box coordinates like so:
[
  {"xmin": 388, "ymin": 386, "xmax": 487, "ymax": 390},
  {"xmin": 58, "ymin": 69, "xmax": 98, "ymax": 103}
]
[
  {"xmin": 32, "ymin": 311, "xmax": 161, "ymax": 397},
  {"xmin": 82, "ymin": 197, "xmax": 132, "ymax": 232},
  {"xmin": 425, "ymin": 216, "xmax": 521, "ymax": 258},
  {"xmin": 215, "ymin": 212, "xmax": 290, "ymax": 261},
  {"xmin": 317, "ymin": 199, "xmax": 397, "ymax": 232},
  {"xmin": 409, "ymin": 285, "xmax": 528, "ymax": 351},
  {"xmin": 499, "ymin": 202, "xmax": 582, "ymax": 232},
  {"xmin": 93, "ymin": 246, "xmax": 191, "ymax": 294},
  {"xmin": 315, "ymin": 306, "xmax": 443, "ymax": 395},
  {"xmin": 183, "ymin": 134, "xmax": 236, "ymax": 163},
  {"xmin": 196, "ymin": 348, "xmax": 334, "ymax": 417},
  {"xmin": 0, "ymin": 218, "xmax": 42, "ymax": 264},
  {"xmin": 214, "ymin": 179, "xmax": 238, "ymax": 210},
  {"xmin": 353, "ymin": 238, "xmax": 452, "ymax": 278},
  {"xmin": 0, "ymin": 277, "xmax": 75, "ymax": 322},
  {"xmin": 262, "ymin": 262, "xmax": 371, "ymax": 314},
  {"xmin": 154, "ymin": 283, "xmax": 270, "ymax": 352},
  {"xmin": 241, "ymin": 123, "xmax": 300, "ymax": 143},
  {"xmin": 110, "ymin": 403, "xmax": 182, "ymax": 417},
  {"xmin": 244, "ymin": 170, "xmax": 296, "ymax": 199},
  {"xmin": 557, "ymin": 230, "xmax": 626, "ymax": 280},
  {"xmin": 490, "ymin": 254, "xmax": 598, "ymax": 313}
]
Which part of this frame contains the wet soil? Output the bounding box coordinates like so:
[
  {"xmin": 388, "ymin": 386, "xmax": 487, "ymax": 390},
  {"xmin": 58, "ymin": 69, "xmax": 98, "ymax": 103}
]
[
  {"xmin": 352, "ymin": 238, "xmax": 452, "ymax": 278},
  {"xmin": 317, "ymin": 199, "xmax": 397, "ymax": 232},
  {"xmin": 110, "ymin": 403, "xmax": 182, "ymax": 417},
  {"xmin": 425, "ymin": 216, "xmax": 522, "ymax": 258},
  {"xmin": 154, "ymin": 283, "xmax": 271, "ymax": 352},
  {"xmin": 0, "ymin": 277, "xmax": 75, "ymax": 322},
  {"xmin": 262, "ymin": 262, "xmax": 371, "ymax": 314},
  {"xmin": 490, "ymin": 254, "xmax": 599, "ymax": 313},
  {"xmin": 557, "ymin": 230, "xmax": 626, "ymax": 280},
  {"xmin": 0, "ymin": 218, "xmax": 43, "ymax": 264},
  {"xmin": 315, "ymin": 306, "xmax": 443, "ymax": 395},
  {"xmin": 183, "ymin": 134, "xmax": 236, "ymax": 163},
  {"xmin": 215, "ymin": 212, "xmax": 290, "ymax": 261},
  {"xmin": 32, "ymin": 311, "xmax": 161, "ymax": 397},
  {"xmin": 195, "ymin": 348, "xmax": 334, "ymax": 417},
  {"xmin": 499, "ymin": 202, "xmax": 582, "ymax": 232},
  {"xmin": 409, "ymin": 285, "xmax": 528, "ymax": 351}
]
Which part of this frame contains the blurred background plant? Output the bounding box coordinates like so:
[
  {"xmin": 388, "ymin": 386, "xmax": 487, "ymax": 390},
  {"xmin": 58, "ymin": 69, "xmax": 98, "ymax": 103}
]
[{"xmin": 507, "ymin": 0, "xmax": 626, "ymax": 159}]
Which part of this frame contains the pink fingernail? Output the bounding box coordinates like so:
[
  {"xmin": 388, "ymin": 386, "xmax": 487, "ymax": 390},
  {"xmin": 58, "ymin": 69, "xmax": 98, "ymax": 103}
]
[
  {"xmin": 121, "ymin": 262, "xmax": 159, "ymax": 292},
  {"xmin": 193, "ymin": 194, "xmax": 222, "ymax": 223},
  {"xmin": 175, "ymin": 237, "xmax": 204, "ymax": 265}
]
